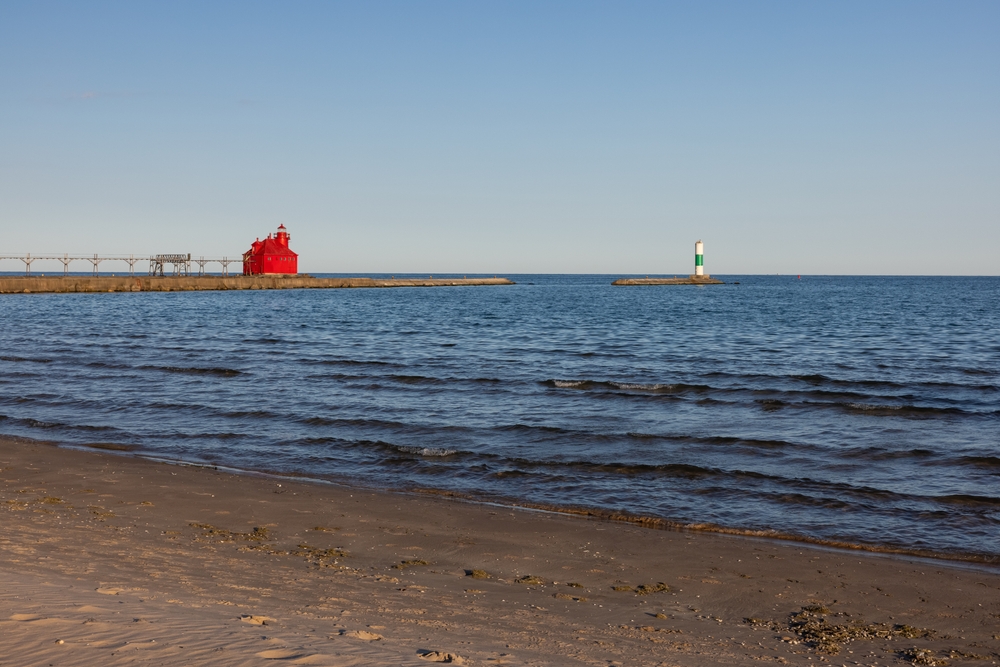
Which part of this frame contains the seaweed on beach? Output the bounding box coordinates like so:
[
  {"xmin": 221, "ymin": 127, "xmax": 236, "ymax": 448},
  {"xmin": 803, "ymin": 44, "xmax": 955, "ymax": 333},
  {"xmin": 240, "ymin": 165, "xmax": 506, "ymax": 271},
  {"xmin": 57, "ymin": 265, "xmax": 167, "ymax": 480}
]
[
  {"xmin": 392, "ymin": 559, "xmax": 430, "ymax": 569},
  {"xmin": 781, "ymin": 605, "xmax": 936, "ymax": 655},
  {"xmin": 190, "ymin": 522, "xmax": 270, "ymax": 542},
  {"xmin": 634, "ymin": 582, "xmax": 671, "ymax": 595},
  {"xmin": 293, "ymin": 543, "xmax": 350, "ymax": 566},
  {"xmin": 89, "ymin": 505, "xmax": 115, "ymax": 519},
  {"xmin": 612, "ymin": 582, "xmax": 671, "ymax": 595},
  {"xmin": 236, "ymin": 541, "xmax": 351, "ymax": 569},
  {"xmin": 900, "ymin": 648, "xmax": 948, "ymax": 666},
  {"xmin": 553, "ymin": 592, "xmax": 587, "ymax": 602}
]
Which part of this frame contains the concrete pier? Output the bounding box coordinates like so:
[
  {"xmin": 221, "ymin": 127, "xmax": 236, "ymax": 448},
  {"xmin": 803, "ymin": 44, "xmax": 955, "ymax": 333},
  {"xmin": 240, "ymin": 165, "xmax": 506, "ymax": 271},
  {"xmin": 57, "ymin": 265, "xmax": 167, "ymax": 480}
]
[
  {"xmin": 0, "ymin": 275, "xmax": 514, "ymax": 294},
  {"xmin": 611, "ymin": 276, "xmax": 723, "ymax": 286}
]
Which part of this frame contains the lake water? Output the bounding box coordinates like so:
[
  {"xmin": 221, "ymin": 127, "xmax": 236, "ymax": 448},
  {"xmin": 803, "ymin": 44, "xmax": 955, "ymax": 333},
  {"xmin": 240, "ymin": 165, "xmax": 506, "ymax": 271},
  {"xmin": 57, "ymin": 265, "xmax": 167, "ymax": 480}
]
[{"xmin": 1, "ymin": 275, "xmax": 997, "ymax": 561}]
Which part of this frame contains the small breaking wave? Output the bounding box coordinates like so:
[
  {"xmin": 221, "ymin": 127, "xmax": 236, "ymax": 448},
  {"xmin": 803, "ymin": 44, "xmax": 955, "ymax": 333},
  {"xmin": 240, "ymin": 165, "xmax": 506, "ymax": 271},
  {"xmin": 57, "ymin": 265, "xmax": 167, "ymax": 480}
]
[
  {"xmin": 543, "ymin": 379, "xmax": 706, "ymax": 393},
  {"xmin": 548, "ymin": 379, "xmax": 590, "ymax": 389},
  {"xmin": 609, "ymin": 381, "xmax": 676, "ymax": 391},
  {"xmin": 393, "ymin": 445, "xmax": 458, "ymax": 457},
  {"xmin": 848, "ymin": 402, "xmax": 903, "ymax": 411}
]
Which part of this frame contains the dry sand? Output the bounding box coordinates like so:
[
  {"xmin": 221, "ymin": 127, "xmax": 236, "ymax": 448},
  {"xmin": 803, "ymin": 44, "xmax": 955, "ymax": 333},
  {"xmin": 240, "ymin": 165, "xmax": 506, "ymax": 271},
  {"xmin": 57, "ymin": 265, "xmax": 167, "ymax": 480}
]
[{"xmin": 1, "ymin": 437, "xmax": 998, "ymax": 666}]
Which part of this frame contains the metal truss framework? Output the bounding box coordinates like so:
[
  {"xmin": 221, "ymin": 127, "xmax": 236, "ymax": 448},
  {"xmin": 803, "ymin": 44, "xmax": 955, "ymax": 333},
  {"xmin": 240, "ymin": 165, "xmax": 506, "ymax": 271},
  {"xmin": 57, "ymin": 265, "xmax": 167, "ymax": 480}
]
[{"xmin": 0, "ymin": 254, "xmax": 238, "ymax": 277}]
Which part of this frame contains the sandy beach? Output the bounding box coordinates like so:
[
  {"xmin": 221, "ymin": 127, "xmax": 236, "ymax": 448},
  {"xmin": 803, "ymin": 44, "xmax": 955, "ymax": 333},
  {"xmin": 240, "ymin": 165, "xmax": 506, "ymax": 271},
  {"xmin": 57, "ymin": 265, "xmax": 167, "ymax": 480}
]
[{"xmin": 1, "ymin": 437, "xmax": 998, "ymax": 667}]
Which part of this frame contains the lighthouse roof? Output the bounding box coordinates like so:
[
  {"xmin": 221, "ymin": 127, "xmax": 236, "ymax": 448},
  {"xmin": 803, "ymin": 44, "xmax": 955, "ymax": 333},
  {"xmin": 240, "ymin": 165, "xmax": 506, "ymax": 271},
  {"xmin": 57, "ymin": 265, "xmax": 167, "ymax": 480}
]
[{"xmin": 251, "ymin": 235, "xmax": 298, "ymax": 257}]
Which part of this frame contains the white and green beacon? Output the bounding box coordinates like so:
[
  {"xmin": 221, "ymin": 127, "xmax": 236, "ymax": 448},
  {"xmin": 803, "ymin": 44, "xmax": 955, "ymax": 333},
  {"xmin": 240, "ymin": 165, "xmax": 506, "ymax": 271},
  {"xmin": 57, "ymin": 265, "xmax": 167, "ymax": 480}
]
[{"xmin": 694, "ymin": 240, "xmax": 705, "ymax": 277}]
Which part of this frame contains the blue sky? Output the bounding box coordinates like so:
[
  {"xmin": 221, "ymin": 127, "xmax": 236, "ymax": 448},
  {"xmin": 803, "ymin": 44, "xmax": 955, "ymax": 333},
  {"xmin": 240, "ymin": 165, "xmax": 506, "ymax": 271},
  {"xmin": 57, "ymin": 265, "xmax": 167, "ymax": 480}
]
[{"xmin": 1, "ymin": 2, "xmax": 997, "ymax": 274}]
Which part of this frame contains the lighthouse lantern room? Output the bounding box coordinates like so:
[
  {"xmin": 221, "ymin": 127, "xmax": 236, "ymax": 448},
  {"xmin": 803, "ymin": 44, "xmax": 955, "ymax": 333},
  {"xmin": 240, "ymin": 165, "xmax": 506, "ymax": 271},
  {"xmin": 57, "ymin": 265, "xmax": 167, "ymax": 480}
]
[{"xmin": 243, "ymin": 224, "xmax": 299, "ymax": 275}]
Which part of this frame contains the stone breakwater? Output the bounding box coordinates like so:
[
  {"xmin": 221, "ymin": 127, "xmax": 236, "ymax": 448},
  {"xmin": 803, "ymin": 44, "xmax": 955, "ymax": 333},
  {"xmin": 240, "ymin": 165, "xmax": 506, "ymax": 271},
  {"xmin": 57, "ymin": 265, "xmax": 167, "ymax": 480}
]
[
  {"xmin": 0, "ymin": 275, "xmax": 514, "ymax": 294},
  {"xmin": 612, "ymin": 276, "xmax": 724, "ymax": 285}
]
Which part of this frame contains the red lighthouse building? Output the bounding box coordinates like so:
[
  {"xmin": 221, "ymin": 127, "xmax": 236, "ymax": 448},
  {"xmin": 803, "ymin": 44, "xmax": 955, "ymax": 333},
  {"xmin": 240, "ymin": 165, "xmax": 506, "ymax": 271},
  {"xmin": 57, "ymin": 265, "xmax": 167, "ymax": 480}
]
[{"xmin": 243, "ymin": 224, "xmax": 298, "ymax": 275}]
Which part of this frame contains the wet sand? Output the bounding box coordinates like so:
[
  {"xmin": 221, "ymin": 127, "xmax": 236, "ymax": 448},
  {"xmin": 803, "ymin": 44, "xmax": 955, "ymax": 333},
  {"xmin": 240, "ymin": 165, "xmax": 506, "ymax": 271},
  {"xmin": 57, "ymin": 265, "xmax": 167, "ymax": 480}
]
[{"xmin": 1, "ymin": 437, "xmax": 998, "ymax": 666}]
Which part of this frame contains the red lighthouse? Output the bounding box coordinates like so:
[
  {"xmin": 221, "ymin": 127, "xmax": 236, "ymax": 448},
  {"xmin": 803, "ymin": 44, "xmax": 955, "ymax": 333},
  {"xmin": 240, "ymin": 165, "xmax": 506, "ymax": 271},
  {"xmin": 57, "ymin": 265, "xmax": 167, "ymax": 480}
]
[{"xmin": 243, "ymin": 224, "xmax": 299, "ymax": 275}]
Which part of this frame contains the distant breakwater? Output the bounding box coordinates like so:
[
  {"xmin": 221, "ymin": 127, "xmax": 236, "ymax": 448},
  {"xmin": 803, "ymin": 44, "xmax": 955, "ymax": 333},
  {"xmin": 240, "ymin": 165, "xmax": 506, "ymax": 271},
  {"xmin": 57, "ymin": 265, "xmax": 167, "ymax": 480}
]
[
  {"xmin": 0, "ymin": 275, "xmax": 514, "ymax": 294},
  {"xmin": 612, "ymin": 276, "xmax": 724, "ymax": 285}
]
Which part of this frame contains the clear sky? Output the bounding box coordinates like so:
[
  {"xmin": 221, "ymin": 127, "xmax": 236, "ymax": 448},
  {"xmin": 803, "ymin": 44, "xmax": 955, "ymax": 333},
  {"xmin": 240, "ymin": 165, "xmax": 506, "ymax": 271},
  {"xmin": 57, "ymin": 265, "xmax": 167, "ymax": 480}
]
[{"xmin": 1, "ymin": 1, "xmax": 997, "ymax": 274}]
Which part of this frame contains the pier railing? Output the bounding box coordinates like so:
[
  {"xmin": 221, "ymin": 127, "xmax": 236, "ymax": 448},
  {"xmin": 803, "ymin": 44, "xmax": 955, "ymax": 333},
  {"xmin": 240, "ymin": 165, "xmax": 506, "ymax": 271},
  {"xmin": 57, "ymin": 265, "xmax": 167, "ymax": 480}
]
[{"xmin": 0, "ymin": 254, "xmax": 240, "ymax": 277}]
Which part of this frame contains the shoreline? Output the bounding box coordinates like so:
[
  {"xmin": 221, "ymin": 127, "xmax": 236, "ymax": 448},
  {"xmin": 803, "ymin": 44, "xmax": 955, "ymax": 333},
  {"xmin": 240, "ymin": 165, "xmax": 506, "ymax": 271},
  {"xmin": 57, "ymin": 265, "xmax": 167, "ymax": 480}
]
[
  {"xmin": 3, "ymin": 436, "xmax": 999, "ymax": 666},
  {"xmin": 60, "ymin": 439, "xmax": 1000, "ymax": 567}
]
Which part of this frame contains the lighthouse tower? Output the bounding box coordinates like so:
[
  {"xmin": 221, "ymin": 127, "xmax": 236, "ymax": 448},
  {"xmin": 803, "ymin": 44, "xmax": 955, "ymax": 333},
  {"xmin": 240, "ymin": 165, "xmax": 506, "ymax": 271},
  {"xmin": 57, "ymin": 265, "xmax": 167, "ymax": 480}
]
[{"xmin": 694, "ymin": 240, "xmax": 704, "ymax": 277}]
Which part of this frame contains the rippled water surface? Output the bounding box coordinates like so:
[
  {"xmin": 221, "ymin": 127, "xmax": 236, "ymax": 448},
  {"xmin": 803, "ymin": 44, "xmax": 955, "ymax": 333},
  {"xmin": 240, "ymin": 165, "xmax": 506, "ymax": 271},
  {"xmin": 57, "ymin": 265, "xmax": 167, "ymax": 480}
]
[{"xmin": 1, "ymin": 275, "xmax": 998, "ymax": 559}]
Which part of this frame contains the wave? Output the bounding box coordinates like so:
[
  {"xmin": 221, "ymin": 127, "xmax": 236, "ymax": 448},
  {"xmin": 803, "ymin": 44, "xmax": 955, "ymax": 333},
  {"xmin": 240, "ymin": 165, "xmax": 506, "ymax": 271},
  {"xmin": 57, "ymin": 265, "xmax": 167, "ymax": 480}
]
[
  {"xmin": 544, "ymin": 377, "xmax": 991, "ymax": 419},
  {"xmin": 839, "ymin": 402, "xmax": 968, "ymax": 417},
  {"xmin": 302, "ymin": 416, "xmax": 411, "ymax": 430},
  {"xmin": 86, "ymin": 361, "xmax": 132, "ymax": 370},
  {"xmin": 543, "ymin": 379, "xmax": 708, "ymax": 393},
  {"xmin": 146, "ymin": 431, "xmax": 246, "ymax": 441},
  {"xmin": 701, "ymin": 370, "xmax": 999, "ymax": 394},
  {"xmin": 140, "ymin": 365, "xmax": 243, "ymax": 377},
  {"xmin": 765, "ymin": 491, "xmax": 854, "ymax": 510},
  {"xmin": 219, "ymin": 409, "xmax": 274, "ymax": 419},
  {"xmin": 934, "ymin": 494, "xmax": 1000, "ymax": 507},
  {"xmin": 390, "ymin": 374, "xmax": 445, "ymax": 385},
  {"xmin": 392, "ymin": 445, "xmax": 458, "ymax": 457},
  {"xmin": 792, "ymin": 373, "xmax": 908, "ymax": 389},
  {"xmin": 841, "ymin": 446, "xmax": 938, "ymax": 461},
  {"xmin": 353, "ymin": 442, "xmax": 981, "ymax": 508},
  {"xmin": 301, "ymin": 419, "xmax": 806, "ymax": 454},
  {"xmin": 6, "ymin": 416, "xmax": 122, "ymax": 433},
  {"xmin": 499, "ymin": 423, "xmax": 593, "ymax": 435},
  {"xmin": 793, "ymin": 372, "xmax": 999, "ymax": 393},
  {"xmin": 306, "ymin": 373, "xmax": 504, "ymax": 387},
  {"xmin": 313, "ymin": 358, "xmax": 403, "ymax": 368},
  {"xmin": 0, "ymin": 355, "xmax": 53, "ymax": 364},
  {"xmin": 625, "ymin": 432, "xmax": 800, "ymax": 451},
  {"xmin": 960, "ymin": 455, "xmax": 1000, "ymax": 469},
  {"xmin": 332, "ymin": 439, "xmax": 747, "ymax": 481},
  {"xmin": 304, "ymin": 438, "xmax": 469, "ymax": 460},
  {"xmin": 303, "ymin": 372, "xmax": 370, "ymax": 382},
  {"xmin": 961, "ymin": 367, "xmax": 997, "ymax": 377},
  {"xmin": 82, "ymin": 442, "xmax": 139, "ymax": 452}
]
